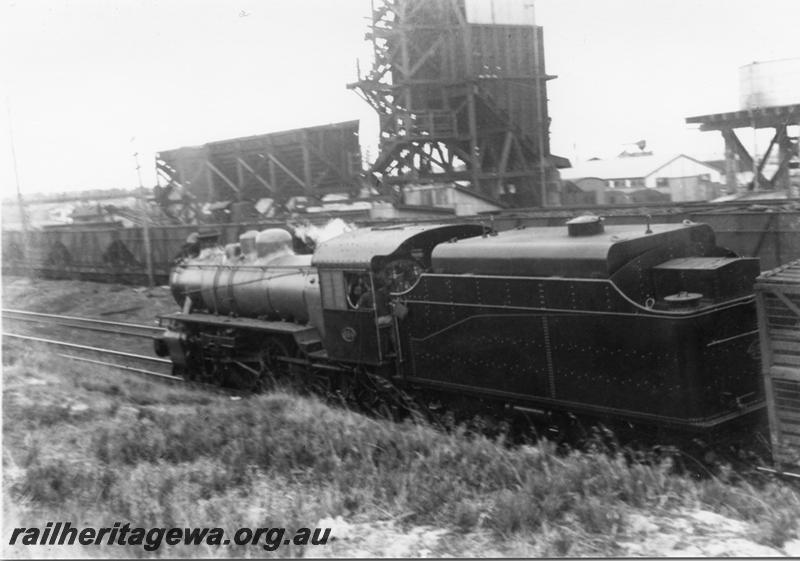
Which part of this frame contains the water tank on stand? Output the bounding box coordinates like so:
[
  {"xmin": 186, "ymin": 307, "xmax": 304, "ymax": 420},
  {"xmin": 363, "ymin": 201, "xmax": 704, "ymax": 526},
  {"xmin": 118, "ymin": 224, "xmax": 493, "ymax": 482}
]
[{"xmin": 739, "ymin": 58, "xmax": 800, "ymax": 109}]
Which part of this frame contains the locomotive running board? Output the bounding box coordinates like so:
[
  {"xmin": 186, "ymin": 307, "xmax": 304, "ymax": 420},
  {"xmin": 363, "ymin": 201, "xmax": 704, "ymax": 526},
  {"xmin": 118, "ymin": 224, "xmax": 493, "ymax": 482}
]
[{"xmin": 159, "ymin": 312, "xmax": 313, "ymax": 334}]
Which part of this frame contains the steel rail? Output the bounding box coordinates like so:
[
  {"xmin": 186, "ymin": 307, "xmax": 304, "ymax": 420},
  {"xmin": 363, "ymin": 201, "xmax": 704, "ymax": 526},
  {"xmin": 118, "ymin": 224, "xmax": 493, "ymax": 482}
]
[
  {"xmin": 1, "ymin": 309, "xmax": 161, "ymax": 338},
  {"xmin": 4, "ymin": 332, "xmax": 245, "ymax": 395},
  {"xmin": 2, "ymin": 332, "xmax": 170, "ymax": 365},
  {"xmin": 55, "ymin": 354, "xmax": 182, "ymax": 382}
]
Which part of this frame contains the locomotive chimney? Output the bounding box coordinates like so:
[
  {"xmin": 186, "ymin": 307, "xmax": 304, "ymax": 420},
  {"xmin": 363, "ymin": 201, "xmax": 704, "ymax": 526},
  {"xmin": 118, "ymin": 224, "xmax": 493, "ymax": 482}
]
[{"xmin": 566, "ymin": 215, "xmax": 604, "ymax": 237}]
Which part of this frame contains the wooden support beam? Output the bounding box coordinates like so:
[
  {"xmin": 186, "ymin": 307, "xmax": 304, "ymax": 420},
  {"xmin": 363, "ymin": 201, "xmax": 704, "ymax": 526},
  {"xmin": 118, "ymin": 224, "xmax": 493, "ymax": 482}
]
[
  {"xmin": 449, "ymin": 144, "xmax": 473, "ymax": 166},
  {"xmin": 428, "ymin": 144, "xmax": 449, "ymax": 171},
  {"xmin": 775, "ymin": 290, "xmax": 800, "ymax": 319},
  {"xmin": 265, "ymin": 138, "xmax": 279, "ymax": 194},
  {"xmin": 756, "ymin": 125, "xmax": 786, "ymax": 179},
  {"xmin": 237, "ymin": 157, "xmax": 274, "ymax": 194},
  {"xmin": 305, "ymin": 136, "xmax": 348, "ymax": 180},
  {"xmin": 403, "ymin": 0, "xmax": 427, "ymax": 23},
  {"xmin": 408, "ymin": 35, "xmax": 446, "ymax": 78},
  {"xmin": 511, "ymin": 135, "xmax": 528, "ymax": 171},
  {"xmin": 770, "ymin": 145, "xmax": 794, "ymax": 188},
  {"xmin": 722, "ymin": 130, "xmax": 738, "ymax": 192},
  {"xmin": 752, "ymin": 213, "xmax": 776, "ymax": 257},
  {"xmin": 266, "ymin": 152, "xmax": 308, "ymax": 190},
  {"xmin": 235, "ymin": 142, "xmax": 245, "ymax": 201},
  {"xmin": 205, "ymin": 161, "xmax": 241, "ymax": 195},
  {"xmin": 721, "ymin": 128, "xmax": 770, "ymax": 187},
  {"xmin": 205, "ymin": 162, "xmax": 215, "ymax": 201},
  {"xmin": 301, "ymin": 130, "xmax": 314, "ymax": 194},
  {"xmin": 434, "ymin": 145, "xmax": 451, "ymax": 171},
  {"xmin": 498, "ymin": 130, "xmax": 513, "ymax": 175},
  {"xmin": 312, "ymin": 170, "xmax": 329, "ymax": 189},
  {"xmin": 776, "ymin": 129, "xmax": 795, "ymax": 191},
  {"xmin": 176, "ymin": 159, "xmax": 187, "ymax": 188},
  {"xmin": 187, "ymin": 161, "xmax": 207, "ymax": 187},
  {"xmin": 156, "ymin": 164, "xmax": 180, "ymax": 188},
  {"xmin": 399, "ymin": 28, "xmax": 412, "ymax": 105}
]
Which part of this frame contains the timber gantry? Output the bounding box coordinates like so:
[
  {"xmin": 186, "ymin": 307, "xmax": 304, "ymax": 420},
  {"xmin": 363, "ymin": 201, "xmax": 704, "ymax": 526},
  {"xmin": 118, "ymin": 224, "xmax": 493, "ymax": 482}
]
[{"xmin": 348, "ymin": 0, "xmax": 569, "ymax": 208}]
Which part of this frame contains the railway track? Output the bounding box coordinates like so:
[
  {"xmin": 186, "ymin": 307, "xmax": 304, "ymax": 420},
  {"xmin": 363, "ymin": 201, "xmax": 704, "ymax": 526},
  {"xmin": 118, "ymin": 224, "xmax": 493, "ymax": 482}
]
[
  {"xmin": 1, "ymin": 308, "xmax": 178, "ymax": 384},
  {"xmin": 2, "ymin": 331, "xmax": 251, "ymax": 398},
  {"xmin": 2, "ymin": 332, "xmax": 178, "ymax": 382},
  {"xmin": 1, "ymin": 308, "xmax": 162, "ymax": 338}
]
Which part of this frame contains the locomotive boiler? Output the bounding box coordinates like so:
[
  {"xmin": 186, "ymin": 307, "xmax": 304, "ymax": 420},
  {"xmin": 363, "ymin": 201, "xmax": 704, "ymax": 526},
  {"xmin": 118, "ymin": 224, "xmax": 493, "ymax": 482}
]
[{"xmin": 155, "ymin": 217, "xmax": 764, "ymax": 432}]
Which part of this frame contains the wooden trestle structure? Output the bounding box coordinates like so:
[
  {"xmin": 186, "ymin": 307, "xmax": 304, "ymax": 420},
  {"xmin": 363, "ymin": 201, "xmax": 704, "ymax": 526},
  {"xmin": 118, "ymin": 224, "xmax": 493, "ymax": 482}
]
[
  {"xmin": 348, "ymin": 0, "xmax": 569, "ymax": 208},
  {"xmin": 155, "ymin": 121, "xmax": 363, "ymax": 206},
  {"xmin": 686, "ymin": 104, "xmax": 800, "ymax": 195}
]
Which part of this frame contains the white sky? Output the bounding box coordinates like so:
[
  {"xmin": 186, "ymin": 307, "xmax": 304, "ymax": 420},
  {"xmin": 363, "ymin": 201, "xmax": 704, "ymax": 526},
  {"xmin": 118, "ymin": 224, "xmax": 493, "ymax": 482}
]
[{"xmin": 1, "ymin": 0, "xmax": 799, "ymax": 196}]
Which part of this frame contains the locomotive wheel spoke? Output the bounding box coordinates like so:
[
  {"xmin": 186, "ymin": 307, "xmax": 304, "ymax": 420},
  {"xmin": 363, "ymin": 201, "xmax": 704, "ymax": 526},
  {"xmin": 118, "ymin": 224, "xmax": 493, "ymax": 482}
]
[
  {"xmin": 232, "ymin": 360, "xmax": 267, "ymax": 392},
  {"xmin": 259, "ymin": 338, "xmax": 291, "ymax": 392},
  {"xmin": 233, "ymin": 338, "xmax": 292, "ymax": 393}
]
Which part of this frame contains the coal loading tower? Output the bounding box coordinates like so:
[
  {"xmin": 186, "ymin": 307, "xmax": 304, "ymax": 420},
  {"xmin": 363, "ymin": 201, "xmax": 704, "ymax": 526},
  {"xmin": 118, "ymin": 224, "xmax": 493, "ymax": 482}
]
[{"xmin": 349, "ymin": 0, "xmax": 569, "ymax": 208}]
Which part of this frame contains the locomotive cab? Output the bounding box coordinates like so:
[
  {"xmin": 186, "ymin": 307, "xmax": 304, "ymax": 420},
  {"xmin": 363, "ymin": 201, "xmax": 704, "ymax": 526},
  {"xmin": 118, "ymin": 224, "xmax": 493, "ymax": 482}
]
[{"xmin": 312, "ymin": 223, "xmax": 486, "ymax": 366}]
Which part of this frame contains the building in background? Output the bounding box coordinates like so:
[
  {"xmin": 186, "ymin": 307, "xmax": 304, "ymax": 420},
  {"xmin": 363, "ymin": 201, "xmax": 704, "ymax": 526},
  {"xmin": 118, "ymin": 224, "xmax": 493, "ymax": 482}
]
[
  {"xmin": 402, "ymin": 183, "xmax": 504, "ymax": 215},
  {"xmin": 559, "ymin": 154, "xmax": 725, "ymax": 204}
]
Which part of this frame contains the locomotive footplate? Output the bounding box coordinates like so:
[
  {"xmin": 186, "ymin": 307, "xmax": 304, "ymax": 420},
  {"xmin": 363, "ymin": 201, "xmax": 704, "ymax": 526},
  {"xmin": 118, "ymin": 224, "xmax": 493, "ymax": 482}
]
[{"xmin": 158, "ymin": 312, "xmax": 313, "ymax": 334}]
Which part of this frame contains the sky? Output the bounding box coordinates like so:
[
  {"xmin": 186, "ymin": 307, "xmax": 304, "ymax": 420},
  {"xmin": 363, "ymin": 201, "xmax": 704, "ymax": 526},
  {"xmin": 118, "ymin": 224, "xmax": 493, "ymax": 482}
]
[{"xmin": 1, "ymin": 0, "xmax": 799, "ymax": 196}]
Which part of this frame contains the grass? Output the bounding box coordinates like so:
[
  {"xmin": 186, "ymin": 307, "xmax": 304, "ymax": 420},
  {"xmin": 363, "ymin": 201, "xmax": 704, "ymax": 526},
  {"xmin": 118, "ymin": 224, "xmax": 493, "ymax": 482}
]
[{"xmin": 3, "ymin": 341, "xmax": 800, "ymax": 557}]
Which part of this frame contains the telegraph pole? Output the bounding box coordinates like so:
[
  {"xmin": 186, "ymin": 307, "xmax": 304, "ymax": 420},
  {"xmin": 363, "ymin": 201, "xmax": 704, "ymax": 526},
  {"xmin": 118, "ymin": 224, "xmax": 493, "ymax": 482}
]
[
  {"xmin": 7, "ymin": 100, "xmax": 31, "ymax": 277},
  {"xmin": 134, "ymin": 152, "xmax": 155, "ymax": 287}
]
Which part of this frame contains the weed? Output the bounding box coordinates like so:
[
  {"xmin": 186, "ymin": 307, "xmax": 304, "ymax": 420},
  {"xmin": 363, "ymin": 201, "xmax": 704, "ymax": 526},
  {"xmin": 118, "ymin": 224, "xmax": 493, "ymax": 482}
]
[{"xmin": 6, "ymin": 345, "xmax": 800, "ymax": 557}]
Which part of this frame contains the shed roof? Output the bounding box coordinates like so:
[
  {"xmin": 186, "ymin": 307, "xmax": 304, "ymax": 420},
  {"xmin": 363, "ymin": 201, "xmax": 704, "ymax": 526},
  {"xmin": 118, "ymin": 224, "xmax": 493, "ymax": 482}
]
[{"xmin": 559, "ymin": 154, "xmax": 717, "ymax": 182}]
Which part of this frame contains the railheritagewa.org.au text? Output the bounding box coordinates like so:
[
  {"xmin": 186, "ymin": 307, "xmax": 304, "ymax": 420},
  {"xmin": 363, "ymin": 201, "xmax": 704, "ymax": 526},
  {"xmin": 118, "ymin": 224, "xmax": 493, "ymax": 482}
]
[{"xmin": 8, "ymin": 522, "xmax": 332, "ymax": 552}]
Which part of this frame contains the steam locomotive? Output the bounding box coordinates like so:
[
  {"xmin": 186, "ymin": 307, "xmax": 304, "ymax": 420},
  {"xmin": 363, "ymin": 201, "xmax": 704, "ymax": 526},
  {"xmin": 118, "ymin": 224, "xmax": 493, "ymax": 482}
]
[{"xmin": 155, "ymin": 217, "xmax": 764, "ymax": 432}]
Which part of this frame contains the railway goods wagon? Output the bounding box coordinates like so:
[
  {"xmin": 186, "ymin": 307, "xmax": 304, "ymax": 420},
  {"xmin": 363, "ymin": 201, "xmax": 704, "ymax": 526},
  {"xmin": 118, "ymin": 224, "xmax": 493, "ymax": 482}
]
[
  {"xmin": 156, "ymin": 217, "xmax": 764, "ymax": 432},
  {"xmin": 756, "ymin": 260, "xmax": 800, "ymax": 471},
  {"xmin": 5, "ymin": 202, "xmax": 800, "ymax": 285}
]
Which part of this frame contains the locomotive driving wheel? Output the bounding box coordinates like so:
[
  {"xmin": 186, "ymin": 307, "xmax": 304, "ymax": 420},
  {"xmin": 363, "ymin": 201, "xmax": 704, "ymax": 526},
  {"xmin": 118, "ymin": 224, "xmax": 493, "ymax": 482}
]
[
  {"xmin": 259, "ymin": 338, "xmax": 291, "ymax": 391},
  {"xmin": 235, "ymin": 337, "xmax": 290, "ymax": 392}
]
